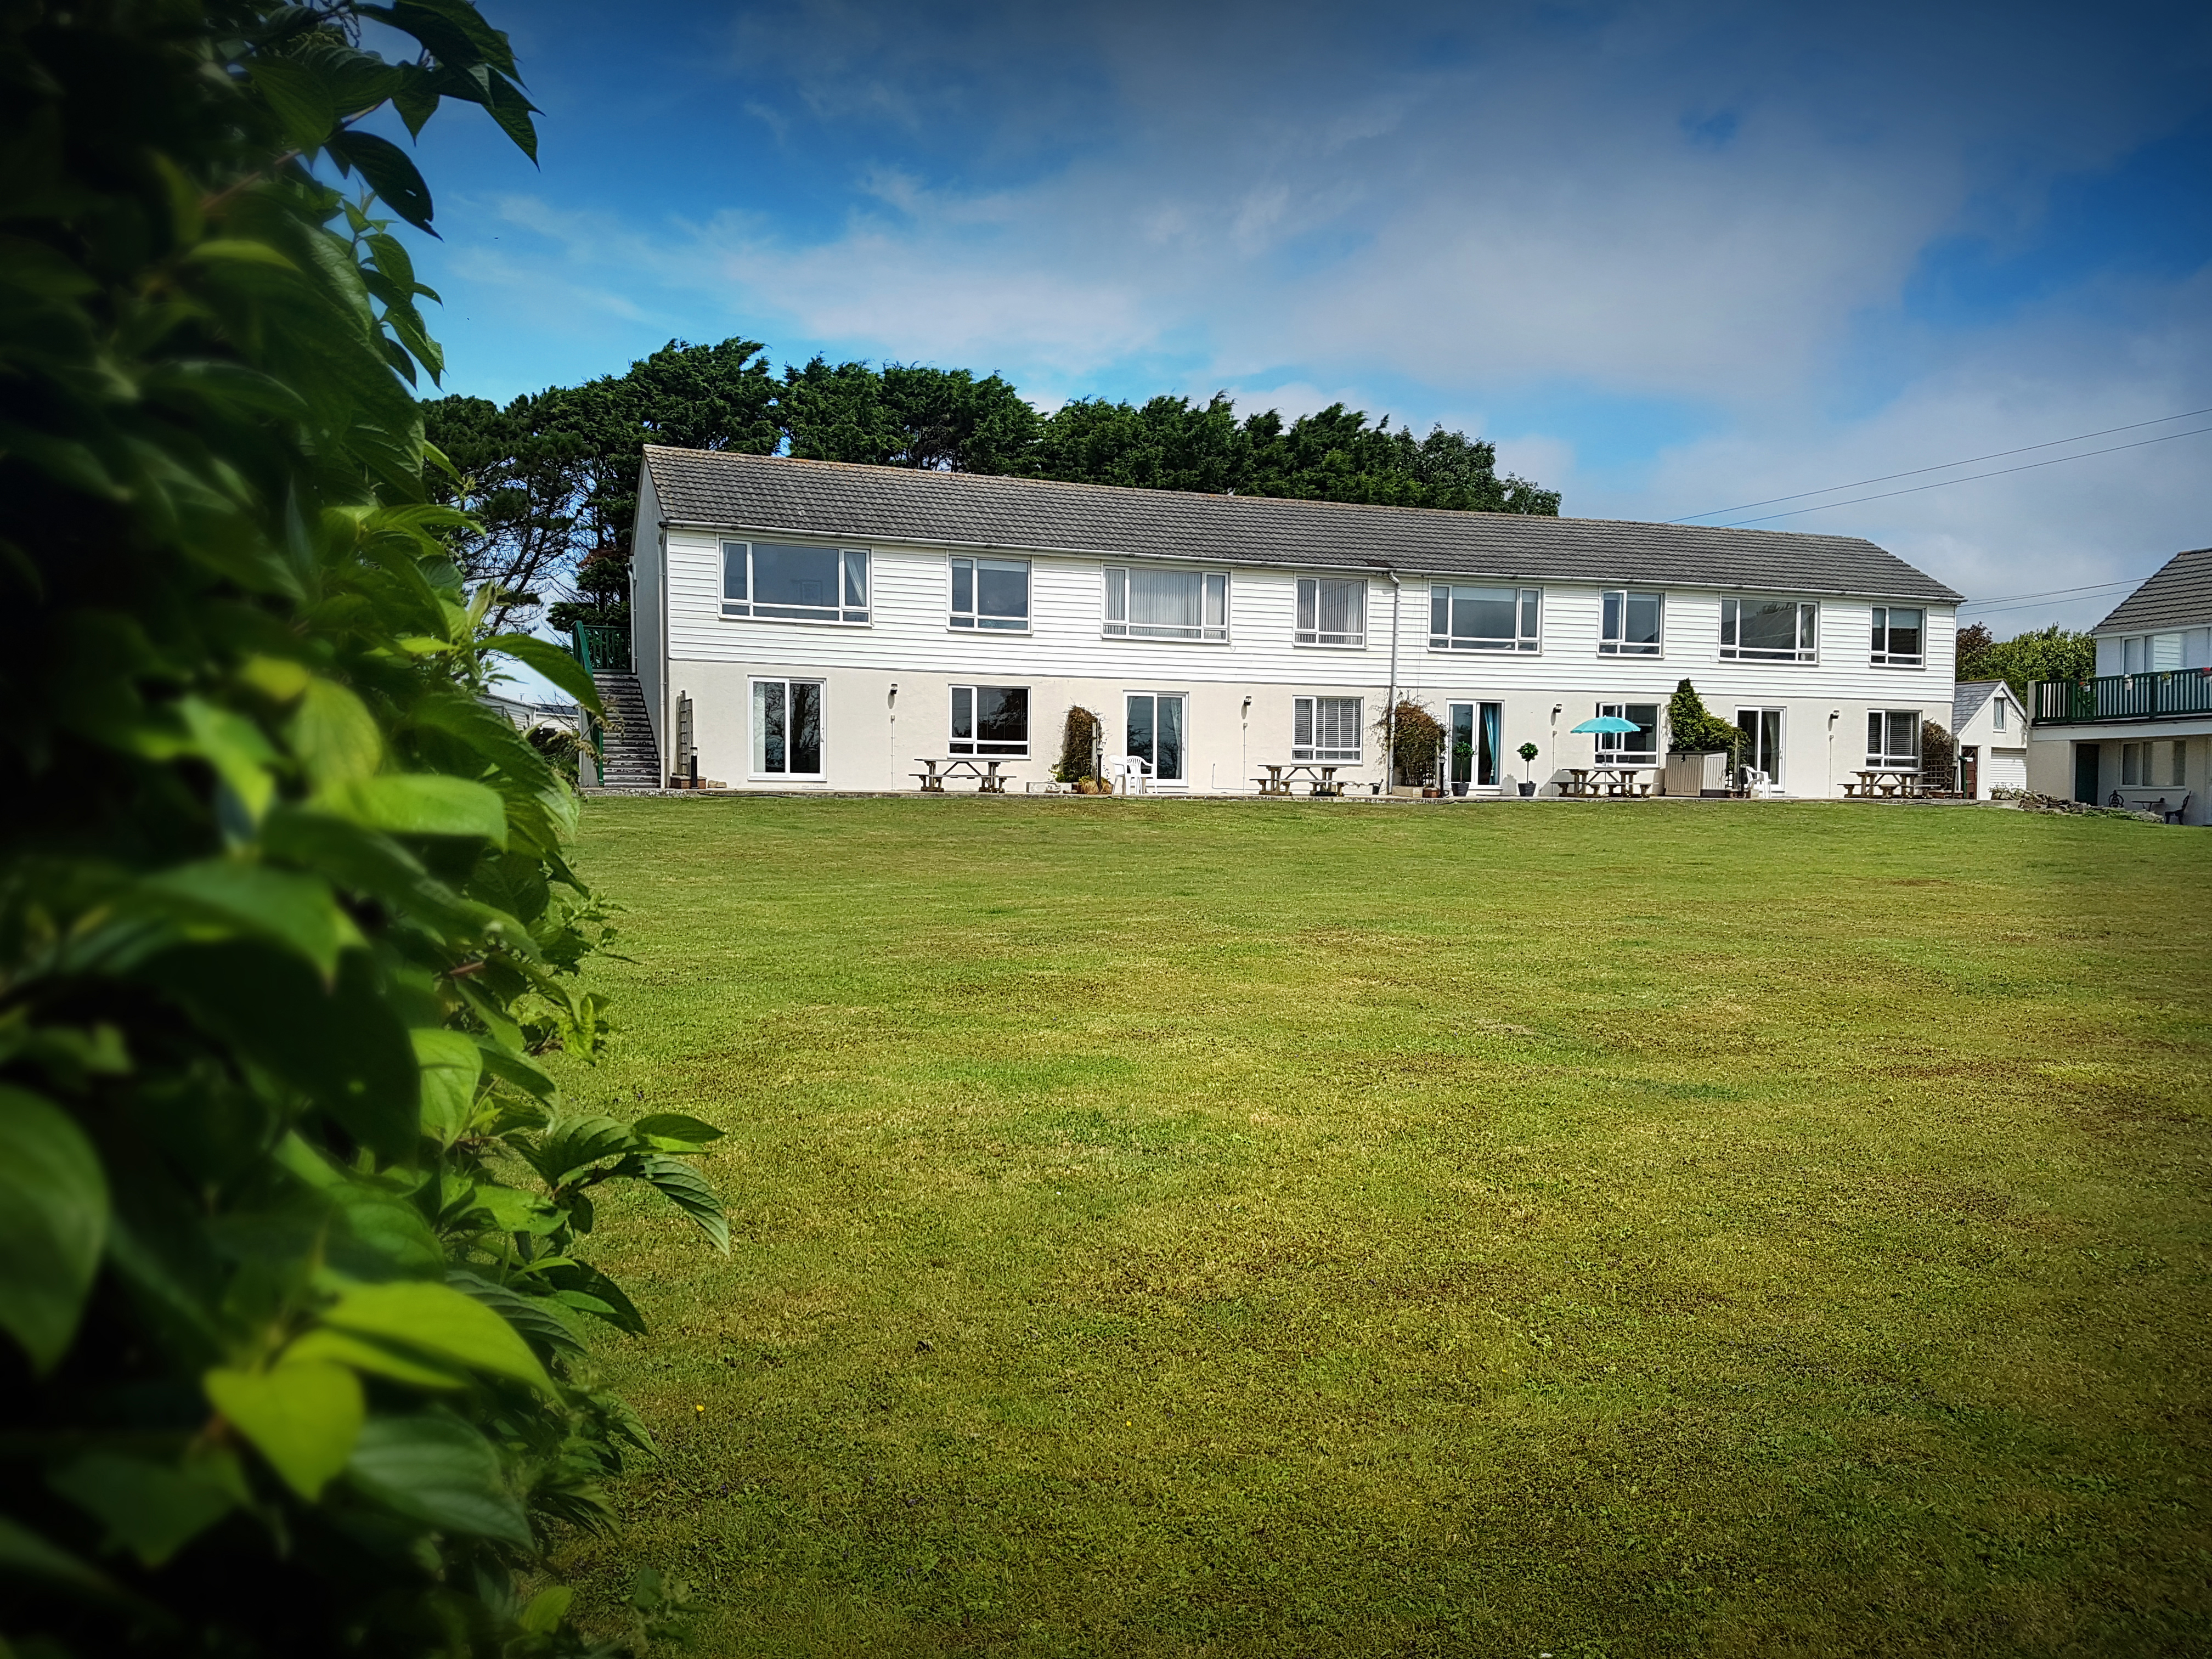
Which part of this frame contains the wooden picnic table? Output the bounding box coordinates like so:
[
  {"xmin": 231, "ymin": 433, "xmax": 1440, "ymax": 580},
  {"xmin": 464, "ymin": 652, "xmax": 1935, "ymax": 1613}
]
[
  {"xmin": 1562, "ymin": 765, "xmax": 1651, "ymax": 798},
  {"xmin": 1254, "ymin": 762, "xmax": 1346, "ymax": 797},
  {"xmin": 913, "ymin": 757, "xmax": 1011, "ymax": 793},
  {"xmin": 1846, "ymin": 768, "xmax": 1922, "ymax": 799}
]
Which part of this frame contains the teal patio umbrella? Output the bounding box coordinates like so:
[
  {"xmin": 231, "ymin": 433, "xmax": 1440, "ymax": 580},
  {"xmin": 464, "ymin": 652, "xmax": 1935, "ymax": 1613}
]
[{"xmin": 1570, "ymin": 716, "xmax": 1643, "ymax": 734}]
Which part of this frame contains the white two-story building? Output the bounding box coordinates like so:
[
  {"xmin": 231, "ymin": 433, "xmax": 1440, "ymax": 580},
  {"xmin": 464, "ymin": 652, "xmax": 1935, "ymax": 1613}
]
[
  {"xmin": 2026, "ymin": 545, "xmax": 2211, "ymax": 823},
  {"xmin": 621, "ymin": 447, "xmax": 1962, "ymax": 797}
]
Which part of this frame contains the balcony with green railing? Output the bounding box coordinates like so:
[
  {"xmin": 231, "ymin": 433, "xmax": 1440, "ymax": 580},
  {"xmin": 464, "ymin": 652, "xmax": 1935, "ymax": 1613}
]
[
  {"xmin": 571, "ymin": 622, "xmax": 631, "ymax": 676},
  {"xmin": 2032, "ymin": 669, "xmax": 2212, "ymax": 725}
]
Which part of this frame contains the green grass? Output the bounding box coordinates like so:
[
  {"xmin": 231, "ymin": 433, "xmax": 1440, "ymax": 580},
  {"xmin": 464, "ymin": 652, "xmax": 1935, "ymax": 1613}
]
[{"xmin": 549, "ymin": 798, "xmax": 2212, "ymax": 1657}]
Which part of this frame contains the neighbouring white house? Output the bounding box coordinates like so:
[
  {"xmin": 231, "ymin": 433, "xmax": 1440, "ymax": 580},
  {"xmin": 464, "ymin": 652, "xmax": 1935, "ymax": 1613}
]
[
  {"xmin": 607, "ymin": 447, "xmax": 1964, "ymax": 798},
  {"xmin": 2025, "ymin": 545, "xmax": 2211, "ymax": 825},
  {"xmin": 1950, "ymin": 680, "xmax": 2028, "ymax": 799}
]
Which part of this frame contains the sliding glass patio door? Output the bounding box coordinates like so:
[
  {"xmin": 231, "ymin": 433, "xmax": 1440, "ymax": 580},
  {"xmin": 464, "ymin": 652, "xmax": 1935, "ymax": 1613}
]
[
  {"xmin": 1446, "ymin": 701, "xmax": 1502, "ymax": 787},
  {"xmin": 1125, "ymin": 693, "xmax": 1187, "ymax": 783},
  {"xmin": 1734, "ymin": 707, "xmax": 1783, "ymax": 785}
]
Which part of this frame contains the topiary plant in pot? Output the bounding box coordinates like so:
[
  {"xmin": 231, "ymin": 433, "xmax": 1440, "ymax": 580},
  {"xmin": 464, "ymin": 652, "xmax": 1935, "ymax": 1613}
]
[{"xmin": 1517, "ymin": 741, "xmax": 1541, "ymax": 795}]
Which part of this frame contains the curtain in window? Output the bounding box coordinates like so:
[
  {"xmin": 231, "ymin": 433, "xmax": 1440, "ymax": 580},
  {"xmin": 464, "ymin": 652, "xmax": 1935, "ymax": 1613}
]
[
  {"xmin": 1480, "ymin": 703, "xmax": 1502, "ymax": 786},
  {"xmin": 1128, "ymin": 569, "xmax": 1201, "ymax": 631}
]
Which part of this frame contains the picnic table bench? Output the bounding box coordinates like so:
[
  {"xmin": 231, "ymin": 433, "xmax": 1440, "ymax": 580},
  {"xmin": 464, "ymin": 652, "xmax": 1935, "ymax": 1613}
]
[
  {"xmin": 1844, "ymin": 769, "xmax": 1922, "ymax": 798},
  {"xmin": 1254, "ymin": 762, "xmax": 1346, "ymax": 797},
  {"xmin": 1561, "ymin": 765, "xmax": 1651, "ymax": 798},
  {"xmin": 913, "ymin": 757, "xmax": 1011, "ymax": 793}
]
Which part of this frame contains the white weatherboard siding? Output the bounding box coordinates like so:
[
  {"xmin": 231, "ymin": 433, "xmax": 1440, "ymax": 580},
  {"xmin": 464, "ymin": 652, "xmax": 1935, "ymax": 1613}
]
[
  {"xmin": 631, "ymin": 467, "xmax": 666, "ymax": 756},
  {"xmin": 657, "ymin": 532, "xmax": 1957, "ymax": 796}
]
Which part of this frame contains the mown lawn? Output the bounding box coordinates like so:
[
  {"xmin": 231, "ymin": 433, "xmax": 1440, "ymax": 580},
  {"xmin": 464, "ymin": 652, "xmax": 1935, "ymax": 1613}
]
[{"xmin": 549, "ymin": 797, "xmax": 2211, "ymax": 1657}]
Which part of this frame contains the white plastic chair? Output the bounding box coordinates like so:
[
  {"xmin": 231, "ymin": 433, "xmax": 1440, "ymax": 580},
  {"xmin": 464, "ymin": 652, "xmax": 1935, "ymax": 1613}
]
[{"xmin": 1104, "ymin": 755, "xmax": 1152, "ymax": 795}]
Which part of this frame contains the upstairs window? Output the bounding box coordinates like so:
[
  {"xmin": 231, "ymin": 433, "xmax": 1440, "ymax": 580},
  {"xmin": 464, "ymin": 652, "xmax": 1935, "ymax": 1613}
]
[
  {"xmin": 723, "ymin": 541, "xmax": 868, "ymax": 624},
  {"xmin": 1992, "ymin": 697, "xmax": 2007, "ymax": 733},
  {"xmin": 1293, "ymin": 696, "xmax": 1362, "ymax": 763},
  {"xmin": 1866, "ymin": 710, "xmax": 1920, "ymax": 770},
  {"xmin": 950, "ymin": 556, "xmax": 1030, "ymax": 631},
  {"xmin": 1295, "ymin": 577, "xmax": 1366, "ymax": 646},
  {"xmin": 1430, "ymin": 584, "xmax": 1541, "ymax": 652},
  {"xmin": 1871, "ymin": 606, "xmax": 1924, "ymax": 666},
  {"xmin": 1722, "ymin": 598, "xmax": 1816, "ymax": 662},
  {"xmin": 2121, "ymin": 633, "xmax": 2185, "ymax": 674},
  {"xmin": 950, "ymin": 686, "xmax": 1029, "ymax": 756},
  {"xmin": 1104, "ymin": 566, "xmax": 1228, "ymax": 640},
  {"xmin": 1600, "ymin": 591, "xmax": 1663, "ymax": 655}
]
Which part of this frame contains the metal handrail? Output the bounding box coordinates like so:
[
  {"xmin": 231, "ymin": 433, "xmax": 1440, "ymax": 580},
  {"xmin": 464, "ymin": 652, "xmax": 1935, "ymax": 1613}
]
[{"xmin": 2032, "ymin": 669, "xmax": 2212, "ymax": 724}]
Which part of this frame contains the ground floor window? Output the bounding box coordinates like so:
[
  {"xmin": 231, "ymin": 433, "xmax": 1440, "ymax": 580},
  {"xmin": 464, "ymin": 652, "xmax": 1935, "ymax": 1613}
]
[
  {"xmin": 1596, "ymin": 702, "xmax": 1660, "ymax": 766},
  {"xmin": 1125, "ymin": 692, "xmax": 1186, "ymax": 782},
  {"xmin": 1867, "ymin": 709, "xmax": 1920, "ymax": 769},
  {"xmin": 1293, "ymin": 695, "xmax": 1361, "ymax": 762},
  {"xmin": 752, "ymin": 679, "xmax": 823, "ymax": 776},
  {"xmin": 1734, "ymin": 707, "xmax": 1784, "ymax": 785},
  {"xmin": 951, "ymin": 685, "xmax": 1029, "ymax": 756},
  {"xmin": 2122, "ymin": 740, "xmax": 2185, "ymax": 787},
  {"xmin": 1447, "ymin": 701, "xmax": 1502, "ymax": 787}
]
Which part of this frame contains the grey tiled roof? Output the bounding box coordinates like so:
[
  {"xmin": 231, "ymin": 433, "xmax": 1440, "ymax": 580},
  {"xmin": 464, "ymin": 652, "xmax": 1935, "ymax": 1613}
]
[
  {"xmin": 2094, "ymin": 546, "xmax": 2212, "ymax": 633},
  {"xmin": 1953, "ymin": 680, "xmax": 2000, "ymax": 731},
  {"xmin": 644, "ymin": 447, "xmax": 1963, "ymax": 603}
]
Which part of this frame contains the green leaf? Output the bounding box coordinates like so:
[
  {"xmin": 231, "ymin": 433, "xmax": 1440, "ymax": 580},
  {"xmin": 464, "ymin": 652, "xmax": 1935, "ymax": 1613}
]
[
  {"xmin": 445, "ymin": 1269, "xmax": 584, "ymax": 1358},
  {"xmin": 283, "ymin": 1327, "xmax": 467, "ymax": 1390},
  {"xmin": 323, "ymin": 1279, "xmax": 553, "ymax": 1394},
  {"xmin": 345, "ymin": 1415, "xmax": 530, "ymax": 1544},
  {"xmin": 412, "ymin": 1029, "xmax": 482, "ymax": 1146},
  {"xmin": 290, "ymin": 678, "xmax": 383, "ymax": 788},
  {"xmin": 139, "ymin": 943, "xmax": 420, "ymax": 1164},
  {"xmin": 47, "ymin": 1453, "xmax": 234, "ymax": 1567},
  {"xmin": 320, "ymin": 773, "xmax": 507, "ymax": 843},
  {"xmin": 469, "ymin": 1183, "xmax": 563, "ymax": 1235},
  {"xmin": 483, "ymin": 633, "xmax": 603, "ymax": 715},
  {"xmin": 477, "ymin": 1041, "xmax": 555, "ymax": 1101},
  {"xmin": 631, "ymin": 1113, "xmax": 724, "ymax": 1148},
  {"xmin": 138, "ymin": 860, "xmax": 364, "ymax": 978},
  {"xmin": 0, "ymin": 1088, "xmax": 108, "ymax": 1374},
  {"xmin": 205, "ymin": 1361, "xmax": 365, "ymax": 1500},
  {"xmin": 532, "ymin": 1115, "xmax": 634, "ymax": 1183},
  {"xmin": 518, "ymin": 1584, "xmax": 572, "ymax": 1634},
  {"xmin": 642, "ymin": 1155, "xmax": 730, "ymax": 1254},
  {"xmin": 327, "ymin": 131, "xmax": 437, "ymax": 234},
  {"xmin": 328, "ymin": 1186, "xmax": 444, "ymax": 1280},
  {"xmin": 250, "ymin": 58, "xmax": 336, "ymax": 149},
  {"xmin": 0, "ymin": 1512, "xmax": 115, "ymax": 1593},
  {"xmin": 177, "ymin": 695, "xmax": 280, "ymax": 822}
]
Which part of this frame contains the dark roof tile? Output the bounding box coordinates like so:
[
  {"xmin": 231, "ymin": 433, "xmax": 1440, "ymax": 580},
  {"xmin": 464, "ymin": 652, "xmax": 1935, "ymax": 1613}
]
[
  {"xmin": 644, "ymin": 448, "xmax": 1964, "ymax": 604},
  {"xmin": 2094, "ymin": 546, "xmax": 2212, "ymax": 634}
]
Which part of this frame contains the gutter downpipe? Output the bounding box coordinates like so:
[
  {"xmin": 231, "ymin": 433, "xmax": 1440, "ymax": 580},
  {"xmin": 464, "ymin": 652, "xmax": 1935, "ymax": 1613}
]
[{"xmin": 1385, "ymin": 571, "xmax": 1402, "ymax": 791}]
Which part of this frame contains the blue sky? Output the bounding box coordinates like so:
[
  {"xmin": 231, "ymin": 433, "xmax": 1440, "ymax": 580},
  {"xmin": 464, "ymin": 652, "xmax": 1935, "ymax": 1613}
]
[{"xmin": 393, "ymin": 0, "xmax": 2212, "ymax": 635}]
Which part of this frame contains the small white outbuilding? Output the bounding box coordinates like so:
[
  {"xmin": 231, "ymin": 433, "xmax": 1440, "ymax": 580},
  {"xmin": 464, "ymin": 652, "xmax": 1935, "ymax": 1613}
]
[{"xmin": 1951, "ymin": 680, "xmax": 2027, "ymax": 799}]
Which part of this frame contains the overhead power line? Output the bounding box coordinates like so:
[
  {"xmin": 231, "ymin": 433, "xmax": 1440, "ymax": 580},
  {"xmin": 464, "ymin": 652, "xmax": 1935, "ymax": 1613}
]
[
  {"xmin": 1712, "ymin": 424, "xmax": 2212, "ymax": 527},
  {"xmin": 1957, "ymin": 577, "xmax": 2148, "ymax": 611},
  {"xmin": 1669, "ymin": 404, "xmax": 2212, "ymax": 524}
]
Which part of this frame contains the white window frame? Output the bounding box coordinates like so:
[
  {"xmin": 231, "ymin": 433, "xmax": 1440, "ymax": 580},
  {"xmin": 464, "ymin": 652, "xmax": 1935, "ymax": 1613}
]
[
  {"xmin": 2121, "ymin": 740, "xmax": 2185, "ymax": 788},
  {"xmin": 1103, "ymin": 565, "xmax": 1229, "ymax": 641},
  {"xmin": 949, "ymin": 555, "xmax": 1031, "ymax": 633},
  {"xmin": 1991, "ymin": 696, "xmax": 2007, "ymax": 733},
  {"xmin": 2121, "ymin": 633, "xmax": 2186, "ymax": 674},
  {"xmin": 721, "ymin": 540, "xmax": 870, "ymax": 625},
  {"xmin": 1294, "ymin": 577, "xmax": 1367, "ymax": 648},
  {"xmin": 949, "ymin": 684, "xmax": 1031, "ymax": 758},
  {"xmin": 1594, "ymin": 701, "xmax": 1661, "ymax": 766},
  {"xmin": 749, "ymin": 677, "xmax": 826, "ymax": 780},
  {"xmin": 1429, "ymin": 584, "xmax": 1542, "ymax": 652},
  {"xmin": 1870, "ymin": 605, "xmax": 1925, "ymax": 668},
  {"xmin": 1292, "ymin": 695, "xmax": 1363, "ymax": 763},
  {"xmin": 1599, "ymin": 591, "xmax": 1664, "ymax": 656},
  {"xmin": 1866, "ymin": 709, "xmax": 1921, "ymax": 770},
  {"xmin": 1722, "ymin": 597, "xmax": 1818, "ymax": 662}
]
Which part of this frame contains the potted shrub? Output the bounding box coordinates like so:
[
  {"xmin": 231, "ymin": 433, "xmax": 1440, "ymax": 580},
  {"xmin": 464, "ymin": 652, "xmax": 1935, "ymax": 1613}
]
[
  {"xmin": 1517, "ymin": 741, "xmax": 1540, "ymax": 796},
  {"xmin": 1449, "ymin": 740, "xmax": 1474, "ymax": 795}
]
